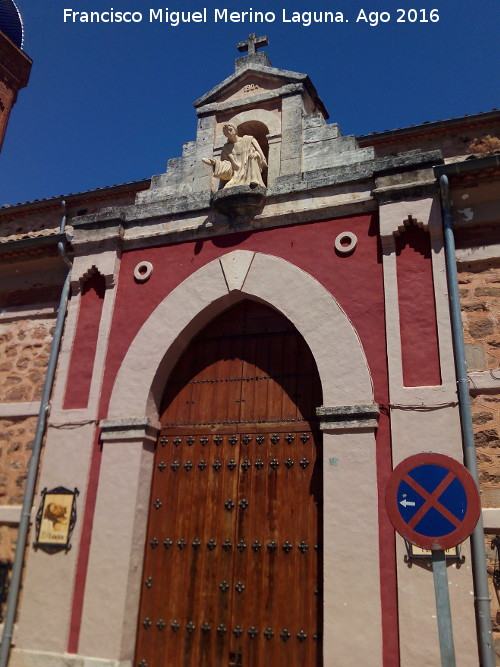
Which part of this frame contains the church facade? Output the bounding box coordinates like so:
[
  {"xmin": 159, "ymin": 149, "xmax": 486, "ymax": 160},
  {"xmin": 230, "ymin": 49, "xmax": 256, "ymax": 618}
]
[{"xmin": 1, "ymin": 30, "xmax": 500, "ymax": 667}]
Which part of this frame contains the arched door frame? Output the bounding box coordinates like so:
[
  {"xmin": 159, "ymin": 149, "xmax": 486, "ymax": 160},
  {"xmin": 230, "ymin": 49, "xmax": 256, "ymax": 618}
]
[
  {"xmin": 108, "ymin": 249, "xmax": 373, "ymax": 419},
  {"xmin": 77, "ymin": 250, "xmax": 384, "ymax": 666}
]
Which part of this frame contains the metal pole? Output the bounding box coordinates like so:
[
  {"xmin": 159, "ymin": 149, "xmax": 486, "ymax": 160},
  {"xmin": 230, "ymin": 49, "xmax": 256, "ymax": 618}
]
[
  {"xmin": 432, "ymin": 549, "xmax": 456, "ymax": 667},
  {"xmin": 439, "ymin": 175, "xmax": 495, "ymax": 666},
  {"xmin": 0, "ymin": 203, "xmax": 72, "ymax": 667}
]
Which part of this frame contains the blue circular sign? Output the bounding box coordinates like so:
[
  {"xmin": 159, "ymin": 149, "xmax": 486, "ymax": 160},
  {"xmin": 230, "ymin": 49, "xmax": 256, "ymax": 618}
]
[{"xmin": 386, "ymin": 453, "xmax": 481, "ymax": 550}]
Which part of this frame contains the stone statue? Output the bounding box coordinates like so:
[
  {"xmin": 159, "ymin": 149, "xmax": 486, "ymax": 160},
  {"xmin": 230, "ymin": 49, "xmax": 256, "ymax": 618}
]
[{"xmin": 203, "ymin": 123, "xmax": 267, "ymax": 188}]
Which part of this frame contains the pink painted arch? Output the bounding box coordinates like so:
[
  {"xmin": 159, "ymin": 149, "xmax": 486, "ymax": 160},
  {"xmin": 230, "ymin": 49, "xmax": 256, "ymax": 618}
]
[{"xmin": 107, "ymin": 250, "xmax": 373, "ymax": 420}]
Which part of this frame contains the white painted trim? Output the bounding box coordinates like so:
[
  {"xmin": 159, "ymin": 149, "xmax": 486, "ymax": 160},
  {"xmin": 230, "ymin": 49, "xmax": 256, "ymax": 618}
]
[
  {"xmin": 0, "ymin": 306, "xmax": 57, "ymax": 322},
  {"xmin": 468, "ymin": 370, "xmax": 500, "ymax": 394},
  {"xmin": 379, "ymin": 197, "xmax": 433, "ymax": 239},
  {"xmin": 51, "ymin": 247, "xmax": 121, "ymax": 423},
  {"xmin": 78, "ymin": 434, "xmax": 155, "ymax": 660},
  {"xmin": 456, "ymin": 243, "xmax": 500, "ymax": 265},
  {"xmin": 0, "ymin": 401, "xmax": 40, "ymax": 418},
  {"xmin": 86, "ymin": 253, "xmax": 121, "ymax": 415},
  {"xmin": 482, "ymin": 507, "xmax": 500, "ymax": 531},
  {"xmin": 380, "ymin": 196, "xmax": 458, "ymax": 406},
  {"xmin": 428, "ymin": 198, "xmax": 457, "ymax": 390},
  {"xmin": 9, "ymin": 648, "xmax": 131, "ymax": 667},
  {"xmin": 322, "ymin": 429, "xmax": 383, "ymax": 666},
  {"xmin": 51, "ymin": 281, "xmax": 82, "ymax": 414},
  {"xmin": 15, "ymin": 423, "xmax": 99, "ymax": 655},
  {"xmin": 381, "ymin": 240, "xmax": 403, "ymax": 393},
  {"xmin": 0, "ymin": 505, "xmax": 22, "ymax": 524}
]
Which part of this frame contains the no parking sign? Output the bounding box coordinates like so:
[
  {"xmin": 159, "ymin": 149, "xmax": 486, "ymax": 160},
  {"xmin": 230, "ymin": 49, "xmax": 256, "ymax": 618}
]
[{"xmin": 385, "ymin": 452, "xmax": 480, "ymax": 551}]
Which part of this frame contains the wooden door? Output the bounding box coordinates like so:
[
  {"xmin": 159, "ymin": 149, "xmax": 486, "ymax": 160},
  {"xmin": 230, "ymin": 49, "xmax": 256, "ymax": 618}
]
[{"xmin": 135, "ymin": 300, "xmax": 323, "ymax": 667}]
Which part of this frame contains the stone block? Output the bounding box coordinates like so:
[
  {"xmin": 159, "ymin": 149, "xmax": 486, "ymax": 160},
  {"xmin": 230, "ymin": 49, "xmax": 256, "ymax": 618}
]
[
  {"xmin": 304, "ymin": 144, "xmax": 374, "ymax": 173},
  {"xmin": 473, "ymin": 411, "xmax": 494, "ymax": 425},
  {"xmin": 465, "ymin": 343, "xmax": 486, "ymax": 370},
  {"xmin": 482, "ymin": 485, "xmax": 500, "ymax": 507},
  {"xmin": 475, "ymin": 429, "xmax": 500, "ymax": 447},
  {"xmin": 304, "ymin": 121, "xmax": 340, "ymax": 144},
  {"xmin": 279, "ymin": 156, "xmax": 301, "ymax": 176},
  {"xmin": 316, "ymin": 404, "xmax": 379, "ymax": 430},
  {"xmin": 303, "ymin": 112, "xmax": 326, "ymax": 129},
  {"xmin": 476, "ymin": 286, "xmax": 500, "ymax": 297},
  {"xmin": 469, "ymin": 317, "xmax": 495, "ymax": 339}
]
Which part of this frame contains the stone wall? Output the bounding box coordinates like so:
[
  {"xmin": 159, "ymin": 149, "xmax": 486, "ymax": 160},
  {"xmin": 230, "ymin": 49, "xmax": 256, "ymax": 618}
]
[
  {"xmin": 0, "ymin": 316, "xmax": 54, "ymax": 570},
  {"xmin": 460, "ymin": 261, "xmax": 500, "ymax": 662},
  {"xmin": 471, "ymin": 393, "xmax": 500, "ymax": 508},
  {"xmin": 460, "ymin": 262, "xmax": 500, "ymax": 506},
  {"xmin": 459, "ymin": 260, "xmax": 500, "ymax": 371},
  {"xmin": 0, "ymin": 318, "xmax": 54, "ymax": 403},
  {"xmin": 461, "ymin": 262, "xmax": 500, "ymax": 372},
  {"xmin": 0, "ymin": 416, "xmax": 37, "ymax": 508}
]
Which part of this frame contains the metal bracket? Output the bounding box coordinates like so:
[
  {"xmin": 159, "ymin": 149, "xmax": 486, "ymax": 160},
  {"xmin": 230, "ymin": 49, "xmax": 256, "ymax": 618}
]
[{"xmin": 404, "ymin": 540, "xmax": 464, "ymax": 567}]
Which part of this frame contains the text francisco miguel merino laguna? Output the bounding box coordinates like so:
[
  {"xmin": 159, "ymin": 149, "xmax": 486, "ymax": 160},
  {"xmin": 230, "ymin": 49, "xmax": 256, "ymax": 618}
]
[{"xmin": 63, "ymin": 7, "xmax": 351, "ymax": 25}]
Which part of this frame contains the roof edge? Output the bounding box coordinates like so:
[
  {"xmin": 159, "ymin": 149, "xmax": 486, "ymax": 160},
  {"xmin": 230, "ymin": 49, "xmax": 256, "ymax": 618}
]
[
  {"xmin": 357, "ymin": 109, "xmax": 500, "ymax": 145},
  {"xmin": 0, "ymin": 178, "xmax": 151, "ymax": 215},
  {"xmin": 434, "ymin": 153, "xmax": 500, "ymax": 177}
]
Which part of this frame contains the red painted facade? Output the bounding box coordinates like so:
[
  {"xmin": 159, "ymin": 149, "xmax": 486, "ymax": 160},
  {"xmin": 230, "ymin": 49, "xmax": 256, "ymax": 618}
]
[
  {"xmin": 64, "ymin": 271, "xmax": 106, "ymax": 409},
  {"xmin": 396, "ymin": 223, "xmax": 441, "ymax": 387},
  {"xmin": 64, "ymin": 213, "xmax": 407, "ymax": 661}
]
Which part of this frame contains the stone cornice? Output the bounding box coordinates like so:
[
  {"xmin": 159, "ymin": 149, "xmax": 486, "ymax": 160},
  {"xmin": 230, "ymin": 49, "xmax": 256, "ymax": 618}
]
[
  {"xmin": 99, "ymin": 417, "xmax": 161, "ymax": 442},
  {"xmin": 372, "ymin": 179, "xmax": 437, "ymax": 204},
  {"xmin": 196, "ymin": 83, "xmax": 305, "ymax": 117},
  {"xmin": 63, "ymin": 150, "xmax": 444, "ymax": 252},
  {"xmin": 316, "ymin": 404, "xmax": 379, "ymax": 431}
]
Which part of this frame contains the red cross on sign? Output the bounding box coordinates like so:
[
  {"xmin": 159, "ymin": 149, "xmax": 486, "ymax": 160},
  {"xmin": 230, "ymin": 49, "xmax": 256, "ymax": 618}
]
[{"xmin": 385, "ymin": 453, "xmax": 481, "ymax": 550}]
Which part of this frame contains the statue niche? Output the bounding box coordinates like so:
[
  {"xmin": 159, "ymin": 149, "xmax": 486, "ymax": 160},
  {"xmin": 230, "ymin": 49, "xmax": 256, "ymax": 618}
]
[
  {"xmin": 203, "ymin": 123, "xmax": 267, "ymax": 188},
  {"xmin": 203, "ymin": 121, "xmax": 268, "ymax": 219}
]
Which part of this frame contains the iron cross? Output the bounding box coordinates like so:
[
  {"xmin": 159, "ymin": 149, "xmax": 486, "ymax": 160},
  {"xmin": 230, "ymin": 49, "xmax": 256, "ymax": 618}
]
[{"xmin": 237, "ymin": 34, "xmax": 269, "ymax": 56}]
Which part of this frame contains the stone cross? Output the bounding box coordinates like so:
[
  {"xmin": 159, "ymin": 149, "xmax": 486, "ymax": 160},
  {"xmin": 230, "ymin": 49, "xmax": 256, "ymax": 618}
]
[{"xmin": 237, "ymin": 34, "xmax": 269, "ymax": 56}]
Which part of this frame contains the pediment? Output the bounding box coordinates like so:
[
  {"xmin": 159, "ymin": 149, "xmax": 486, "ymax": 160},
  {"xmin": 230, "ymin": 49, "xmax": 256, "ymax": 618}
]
[
  {"xmin": 215, "ymin": 72, "xmax": 291, "ymax": 105},
  {"xmin": 193, "ymin": 63, "xmax": 328, "ymax": 118}
]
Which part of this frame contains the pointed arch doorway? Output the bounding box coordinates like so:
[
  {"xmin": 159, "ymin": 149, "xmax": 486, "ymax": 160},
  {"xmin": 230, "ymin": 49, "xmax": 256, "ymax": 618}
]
[{"xmin": 135, "ymin": 299, "xmax": 323, "ymax": 667}]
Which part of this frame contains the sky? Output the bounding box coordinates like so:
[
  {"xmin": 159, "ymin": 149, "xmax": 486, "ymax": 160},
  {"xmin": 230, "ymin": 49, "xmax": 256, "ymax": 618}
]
[{"xmin": 0, "ymin": 0, "xmax": 498, "ymax": 206}]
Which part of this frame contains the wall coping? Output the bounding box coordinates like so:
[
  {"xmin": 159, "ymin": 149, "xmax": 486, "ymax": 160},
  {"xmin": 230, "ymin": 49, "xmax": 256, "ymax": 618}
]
[
  {"xmin": 316, "ymin": 404, "xmax": 379, "ymax": 431},
  {"xmin": 99, "ymin": 418, "xmax": 161, "ymax": 443}
]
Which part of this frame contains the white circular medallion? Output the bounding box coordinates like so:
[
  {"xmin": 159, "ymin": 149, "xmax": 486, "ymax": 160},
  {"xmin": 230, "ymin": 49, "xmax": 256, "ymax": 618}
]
[
  {"xmin": 134, "ymin": 261, "xmax": 153, "ymax": 282},
  {"xmin": 334, "ymin": 232, "xmax": 357, "ymax": 254}
]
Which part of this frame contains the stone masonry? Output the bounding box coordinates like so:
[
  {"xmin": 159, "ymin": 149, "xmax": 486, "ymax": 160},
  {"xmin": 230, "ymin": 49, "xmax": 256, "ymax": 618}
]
[
  {"xmin": 0, "ymin": 318, "xmax": 54, "ymax": 403},
  {"xmin": 461, "ymin": 262, "xmax": 500, "ymax": 506},
  {"xmin": 461, "ymin": 262, "xmax": 500, "ymax": 372},
  {"xmin": 460, "ymin": 260, "xmax": 500, "ymax": 660},
  {"xmin": 0, "ymin": 317, "xmax": 54, "ymax": 565}
]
